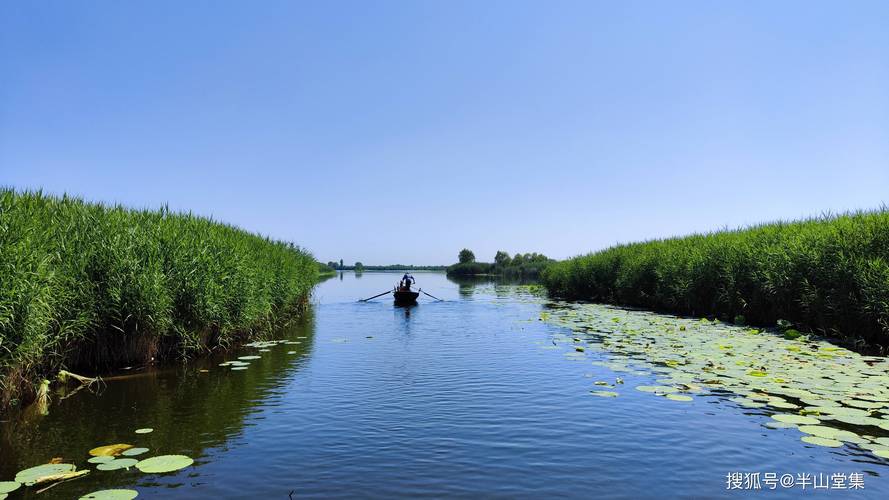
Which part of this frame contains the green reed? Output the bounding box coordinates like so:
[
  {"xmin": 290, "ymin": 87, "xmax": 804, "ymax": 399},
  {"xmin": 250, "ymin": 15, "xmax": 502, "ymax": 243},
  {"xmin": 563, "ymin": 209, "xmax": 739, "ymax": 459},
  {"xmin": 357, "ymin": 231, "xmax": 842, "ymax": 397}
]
[
  {"xmin": 542, "ymin": 210, "xmax": 889, "ymax": 347},
  {"xmin": 0, "ymin": 189, "xmax": 319, "ymax": 405}
]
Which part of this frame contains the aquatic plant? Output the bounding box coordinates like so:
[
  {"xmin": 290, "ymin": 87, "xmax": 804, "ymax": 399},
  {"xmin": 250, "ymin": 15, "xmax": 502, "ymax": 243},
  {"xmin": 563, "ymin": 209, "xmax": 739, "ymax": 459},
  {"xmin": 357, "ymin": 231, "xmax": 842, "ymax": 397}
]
[
  {"xmin": 0, "ymin": 189, "xmax": 319, "ymax": 407},
  {"xmin": 544, "ymin": 304, "xmax": 889, "ymax": 459},
  {"xmin": 542, "ymin": 210, "xmax": 889, "ymax": 346}
]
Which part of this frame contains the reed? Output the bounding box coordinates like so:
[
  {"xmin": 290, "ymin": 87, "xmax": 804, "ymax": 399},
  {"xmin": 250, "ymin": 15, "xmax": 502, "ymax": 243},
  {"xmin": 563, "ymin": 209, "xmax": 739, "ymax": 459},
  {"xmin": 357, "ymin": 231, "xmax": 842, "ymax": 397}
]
[
  {"xmin": 0, "ymin": 189, "xmax": 319, "ymax": 406},
  {"xmin": 542, "ymin": 210, "xmax": 889, "ymax": 348}
]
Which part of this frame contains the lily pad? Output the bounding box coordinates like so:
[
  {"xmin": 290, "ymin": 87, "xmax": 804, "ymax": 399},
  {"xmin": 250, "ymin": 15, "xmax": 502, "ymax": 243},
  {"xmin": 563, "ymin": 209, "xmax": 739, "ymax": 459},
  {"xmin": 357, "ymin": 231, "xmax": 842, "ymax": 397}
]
[
  {"xmin": 90, "ymin": 444, "xmax": 134, "ymax": 457},
  {"xmin": 0, "ymin": 482, "xmax": 20, "ymax": 494},
  {"xmin": 79, "ymin": 489, "xmax": 139, "ymax": 500},
  {"xmin": 875, "ymin": 450, "xmax": 889, "ymax": 459},
  {"xmin": 801, "ymin": 436, "xmax": 843, "ymax": 447},
  {"xmin": 15, "ymin": 463, "xmax": 76, "ymax": 485},
  {"xmin": 96, "ymin": 458, "xmax": 138, "ymax": 471},
  {"xmin": 231, "ymin": 366, "xmax": 249, "ymax": 371},
  {"xmin": 238, "ymin": 356, "xmax": 261, "ymax": 360},
  {"xmin": 771, "ymin": 414, "xmax": 819, "ymax": 425},
  {"xmin": 665, "ymin": 394, "xmax": 693, "ymax": 402},
  {"xmin": 797, "ymin": 425, "xmax": 864, "ymax": 443},
  {"xmin": 590, "ymin": 390, "xmax": 618, "ymax": 397},
  {"xmin": 765, "ymin": 421, "xmax": 797, "ymax": 429},
  {"xmin": 134, "ymin": 428, "xmax": 153, "ymax": 434},
  {"xmin": 135, "ymin": 455, "xmax": 194, "ymax": 474},
  {"xmin": 88, "ymin": 456, "xmax": 116, "ymax": 464},
  {"xmin": 121, "ymin": 447, "xmax": 149, "ymax": 457}
]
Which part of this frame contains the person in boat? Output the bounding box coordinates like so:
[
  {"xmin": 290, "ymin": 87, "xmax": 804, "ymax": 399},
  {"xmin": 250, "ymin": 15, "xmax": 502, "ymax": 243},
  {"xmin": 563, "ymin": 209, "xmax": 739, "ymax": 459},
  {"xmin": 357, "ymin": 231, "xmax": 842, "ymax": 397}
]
[{"xmin": 400, "ymin": 273, "xmax": 415, "ymax": 291}]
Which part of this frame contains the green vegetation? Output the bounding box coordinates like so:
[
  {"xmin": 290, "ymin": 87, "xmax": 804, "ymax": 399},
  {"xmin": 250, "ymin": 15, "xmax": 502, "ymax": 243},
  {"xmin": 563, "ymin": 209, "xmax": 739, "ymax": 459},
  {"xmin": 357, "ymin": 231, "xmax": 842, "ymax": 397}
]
[
  {"xmin": 0, "ymin": 189, "xmax": 319, "ymax": 406},
  {"xmin": 458, "ymin": 248, "xmax": 475, "ymax": 264},
  {"xmin": 324, "ymin": 262, "xmax": 446, "ymax": 271},
  {"xmin": 317, "ymin": 262, "xmax": 337, "ymax": 276},
  {"xmin": 544, "ymin": 304, "xmax": 889, "ymax": 457},
  {"xmin": 543, "ymin": 210, "xmax": 889, "ymax": 346},
  {"xmin": 447, "ymin": 249, "xmax": 552, "ymax": 278}
]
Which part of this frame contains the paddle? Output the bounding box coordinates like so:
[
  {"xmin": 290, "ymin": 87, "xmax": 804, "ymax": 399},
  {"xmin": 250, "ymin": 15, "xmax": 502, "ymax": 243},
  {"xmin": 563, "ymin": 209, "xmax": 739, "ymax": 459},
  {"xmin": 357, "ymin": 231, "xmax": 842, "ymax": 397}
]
[
  {"xmin": 420, "ymin": 289, "xmax": 444, "ymax": 301},
  {"xmin": 359, "ymin": 290, "xmax": 392, "ymax": 302}
]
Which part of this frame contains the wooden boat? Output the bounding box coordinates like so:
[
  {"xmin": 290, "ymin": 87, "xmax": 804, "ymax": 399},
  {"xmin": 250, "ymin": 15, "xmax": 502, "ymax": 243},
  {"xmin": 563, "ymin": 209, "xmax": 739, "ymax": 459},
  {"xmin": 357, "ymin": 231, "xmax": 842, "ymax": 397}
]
[{"xmin": 393, "ymin": 289, "xmax": 419, "ymax": 305}]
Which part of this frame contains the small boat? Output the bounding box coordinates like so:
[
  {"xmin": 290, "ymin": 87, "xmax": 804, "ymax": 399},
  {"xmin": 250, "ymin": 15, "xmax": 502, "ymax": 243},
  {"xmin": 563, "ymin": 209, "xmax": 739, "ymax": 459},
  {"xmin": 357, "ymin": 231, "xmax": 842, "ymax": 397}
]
[{"xmin": 393, "ymin": 289, "xmax": 419, "ymax": 305}]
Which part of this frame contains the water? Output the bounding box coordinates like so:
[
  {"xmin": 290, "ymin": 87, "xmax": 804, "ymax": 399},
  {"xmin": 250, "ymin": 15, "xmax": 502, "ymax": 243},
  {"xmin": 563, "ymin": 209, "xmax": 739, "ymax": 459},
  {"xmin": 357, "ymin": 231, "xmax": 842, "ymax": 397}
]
[{"xmin": 2, "ymin": 271, "xmax": 888, "ymax": 498}]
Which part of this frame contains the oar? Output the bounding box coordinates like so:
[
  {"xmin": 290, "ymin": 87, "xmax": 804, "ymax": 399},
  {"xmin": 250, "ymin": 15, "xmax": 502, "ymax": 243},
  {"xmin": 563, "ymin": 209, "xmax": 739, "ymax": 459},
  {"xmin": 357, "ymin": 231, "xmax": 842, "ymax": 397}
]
[
  {"xmin": 359, "ymin": 290, "xmax": 392, "ymax": 302},
  {"xmin": 420, "ymin": 289, "xmax": 444, "ymax": 301}
]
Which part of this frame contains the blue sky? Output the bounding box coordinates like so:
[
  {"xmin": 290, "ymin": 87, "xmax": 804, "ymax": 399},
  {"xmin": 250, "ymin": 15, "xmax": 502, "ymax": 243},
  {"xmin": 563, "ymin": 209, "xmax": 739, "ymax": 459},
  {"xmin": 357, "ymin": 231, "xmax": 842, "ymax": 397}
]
[{"xmin": 2, "ymin": 1, "xmax": 887, "ymax": 265}]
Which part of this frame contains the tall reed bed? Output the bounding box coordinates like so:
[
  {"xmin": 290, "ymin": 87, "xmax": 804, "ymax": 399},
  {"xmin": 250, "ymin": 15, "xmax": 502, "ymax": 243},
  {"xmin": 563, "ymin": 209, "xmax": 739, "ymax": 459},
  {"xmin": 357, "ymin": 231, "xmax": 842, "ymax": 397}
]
[
  {"xmin": 543, "ymin": 210, "xmax": 889, "ymax": 347},
  {"xmin": 0, "ymin": 189, "xmax": 319, "ymax": 405}
]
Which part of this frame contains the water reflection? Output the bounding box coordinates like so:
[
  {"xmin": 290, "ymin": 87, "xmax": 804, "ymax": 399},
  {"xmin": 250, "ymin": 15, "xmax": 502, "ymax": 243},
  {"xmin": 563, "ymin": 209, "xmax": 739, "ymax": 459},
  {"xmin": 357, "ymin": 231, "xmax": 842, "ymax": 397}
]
[{"xmin": 0, "ymin": 310, "xmax": 318, "ymax": 497}]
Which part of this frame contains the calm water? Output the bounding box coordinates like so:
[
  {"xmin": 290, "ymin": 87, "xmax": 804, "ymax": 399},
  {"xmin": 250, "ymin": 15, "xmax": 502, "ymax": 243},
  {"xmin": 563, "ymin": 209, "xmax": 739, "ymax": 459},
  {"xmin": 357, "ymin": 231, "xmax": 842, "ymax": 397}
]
[{"xmin": 2, "ymin": 271, "xmax": 887, "ymax": 498}]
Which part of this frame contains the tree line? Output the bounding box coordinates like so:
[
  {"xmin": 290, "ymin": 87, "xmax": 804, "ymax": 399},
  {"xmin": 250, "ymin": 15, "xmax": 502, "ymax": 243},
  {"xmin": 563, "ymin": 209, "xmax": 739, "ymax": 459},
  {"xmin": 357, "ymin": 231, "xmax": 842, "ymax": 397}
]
[{"xmin": 447, "ymin": 249, "xmax": 552, "ymax": 278}]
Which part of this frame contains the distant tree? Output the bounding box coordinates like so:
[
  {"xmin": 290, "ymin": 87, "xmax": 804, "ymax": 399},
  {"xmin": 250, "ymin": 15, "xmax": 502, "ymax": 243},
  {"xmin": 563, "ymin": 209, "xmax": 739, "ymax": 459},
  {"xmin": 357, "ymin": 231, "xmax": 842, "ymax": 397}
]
[
  {"xmin": 327, "ymin": 261, "xmax": 337, "ymax": 269},
  {"xmin": 458, "ymin": 248, "xmax": 475, "ymax": 264},
  {"xmin": 494, "ymin": 250, "xmax": 511, "ymax": 267},
  {"xmin": 355, "ymin": 261, "xmax": 365, "ymax": 271},
  {"xmin": 339, "ymin": 259, "xmax": 344, "ymax": 269}
]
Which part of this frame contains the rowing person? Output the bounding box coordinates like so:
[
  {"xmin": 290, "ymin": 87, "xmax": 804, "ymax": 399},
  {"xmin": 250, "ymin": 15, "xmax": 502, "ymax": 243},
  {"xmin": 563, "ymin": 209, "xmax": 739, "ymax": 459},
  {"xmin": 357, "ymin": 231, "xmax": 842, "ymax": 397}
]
[{"xmin": 400, "ymin": 273, "xmax": 415, "ymax": 290}]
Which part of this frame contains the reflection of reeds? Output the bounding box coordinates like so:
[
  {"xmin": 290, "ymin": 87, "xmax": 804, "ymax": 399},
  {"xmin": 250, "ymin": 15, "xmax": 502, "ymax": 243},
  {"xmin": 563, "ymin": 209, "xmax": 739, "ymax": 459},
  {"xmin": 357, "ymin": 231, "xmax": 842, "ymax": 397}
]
[
  {"xmin": 543, "ymin": 210, "xmax": 889, "ymax": 347},
  {"xmin": 0, "ymin": 189, "xmax": 319, "ymax": 408},
  {"xmin": 34, "ymin": 379, "xmax": 50, "ymax": 416}
]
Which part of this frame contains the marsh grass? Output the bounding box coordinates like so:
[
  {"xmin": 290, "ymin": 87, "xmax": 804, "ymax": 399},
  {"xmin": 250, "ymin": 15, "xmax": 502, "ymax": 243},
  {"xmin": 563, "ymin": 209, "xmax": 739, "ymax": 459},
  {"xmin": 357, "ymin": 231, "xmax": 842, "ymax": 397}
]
[
  {"xmin": 0, "ymin": 189, "xmax": 318, "ymax": 405},
  {"xmin": 542, "ymin": 210, "xmax": 889, "ymax": 347}
]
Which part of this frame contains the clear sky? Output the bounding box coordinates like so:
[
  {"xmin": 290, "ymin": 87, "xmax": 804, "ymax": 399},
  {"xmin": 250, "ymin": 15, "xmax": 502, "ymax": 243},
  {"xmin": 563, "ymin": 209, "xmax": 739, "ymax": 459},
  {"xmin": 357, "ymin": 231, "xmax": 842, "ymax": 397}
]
[{"xmin": 2, "ymin": 1, "xmax": 887, "ymax": 265}]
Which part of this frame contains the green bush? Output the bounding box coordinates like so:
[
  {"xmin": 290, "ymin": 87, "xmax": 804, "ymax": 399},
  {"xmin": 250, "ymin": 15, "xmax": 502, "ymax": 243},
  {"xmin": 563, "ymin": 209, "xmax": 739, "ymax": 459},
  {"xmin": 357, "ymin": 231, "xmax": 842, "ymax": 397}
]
[
  {"xmin": 542, "ymin": 210, "xmax": 889, "ymax": 346},
  {"xmin": 0, "ymin": 189, "xmax": 318, "ymax": 404}
]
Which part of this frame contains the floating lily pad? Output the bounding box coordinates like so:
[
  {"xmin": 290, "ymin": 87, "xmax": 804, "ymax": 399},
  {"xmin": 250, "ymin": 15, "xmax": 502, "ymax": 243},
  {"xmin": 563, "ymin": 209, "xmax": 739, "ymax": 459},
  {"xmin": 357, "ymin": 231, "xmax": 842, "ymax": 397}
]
[
  {"xmin": 636, "ymin": 385, "xmax": 677, "ymax": 394},
  {"xmin": 88, "ymin": 456, "xmax": 116, "ymax": 464},
  {"xmin": 15, "ymin": 463, "xmax": 76, "ymax": 485},
  {"xmin": 238, "ymin": 356, "xmax": 261, "ymax": 360},
  {"xmin": 801, "ymin": 436, "xmax": 843, "ymax": 447},
  {"xmin": 287, "ymin": 351, "xmax": 297, "ymax": 354},
  {"xmin": 121, "ymin": 448, "xmax": 149, "ymax": 457},
  {"xmin": 769, "ymin": 401, "xmax": 799, "ymax": 410},
  {"xmin": 134, "ymin": 428, "xmax": 153, "ymax": 434},
  {"xmin": 771, "ymin": 414, "xmax": 819, "ymax": 425},
  {"xmin": 765, "ymin": 421, "xmax": 797, "ymax": 429},
  {"xmin": 665, "ymin": 394, "xmax": 693, "ymax": 402},
  {"xmin": 231, "ymin": 366, "xmax": 249, "ymax": 371},
  {"xmin": 590, "ymin": 390, "xmax": 618, "ymax": 397},
  {"xmin": 875, "ymin": 450, "xmax": 889, "ymax": 459},
  {"xmin": 90, "ymin": 444, "xmax": 134, "ymax": 457},
  {"xmin": 0, "ymin": 482, "xmax": 20, "ymax": 494},
  {"xmin": 135, "ymin": 455, "xmax": 194, "ymax": 474},
  {"xmin": 79, "ymin": 489, "xmax": 139, "ymax": 499},
  {"xmin": 797, "ymin": 425, "xmax": 863, "ymax": 443},
  {"xmin": 96, "ymin": 458, "xmax": 138, "ymax": 471}
]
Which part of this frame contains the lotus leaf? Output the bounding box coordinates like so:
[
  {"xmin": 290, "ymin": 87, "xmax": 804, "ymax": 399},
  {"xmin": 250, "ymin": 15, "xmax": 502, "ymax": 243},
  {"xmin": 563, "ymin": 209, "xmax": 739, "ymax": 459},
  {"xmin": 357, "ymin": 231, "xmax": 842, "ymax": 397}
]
[
  {"xmin": 801, "ymin": 436, "xmax": 842, "ymax": 447},
  {"xmin": 590, "ymin": 390, "xmax": 619, "ymax": 397},
  {"xmin": 135, "ymin": 455, "xmax": 194, "ymax": 474},
  {"xmin": 666, "ymin": 394, "xmax": 693, "ymax": 402},
  {"xmin": 79, "ymin": 489, "xmax": 139, "ymax": 500},
  {"xmin": 15, "ymin": 463, "xmax": 76, "ymax": 485},
  {"xmin": 97, "ymin": 458, "xmax": 138, "ymax": 471},
  {"xmin": 771, "ymin": 414, "xmax": 819, "ymax": 425},
  {"xmin": 0, "ymin": 482, "xmax": 20, "ymax": 494},
  {"xmin": 90, "ymin": 444, "xmax": 134, "ymax": 457}
]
